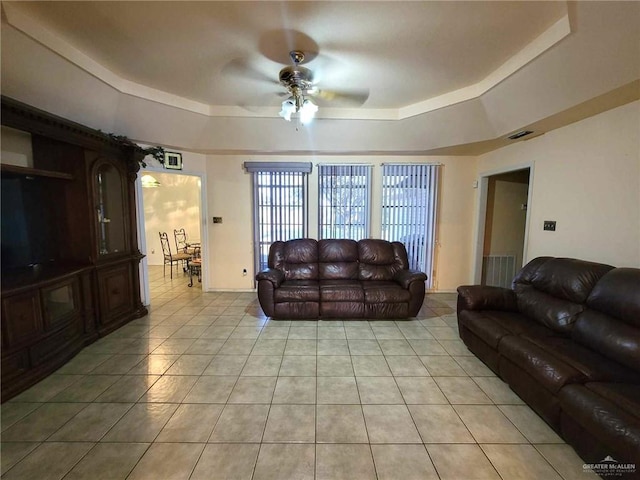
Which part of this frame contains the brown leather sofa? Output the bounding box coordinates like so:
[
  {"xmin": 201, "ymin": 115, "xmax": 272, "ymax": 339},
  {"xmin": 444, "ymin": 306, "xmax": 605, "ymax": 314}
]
[
  {"xmin": 457, "ymin": 257, "xmax": 640, "ymax": 476},
  {"xmin": 256, "ymin": 238, "xmax": 427, "ymax": 319}
]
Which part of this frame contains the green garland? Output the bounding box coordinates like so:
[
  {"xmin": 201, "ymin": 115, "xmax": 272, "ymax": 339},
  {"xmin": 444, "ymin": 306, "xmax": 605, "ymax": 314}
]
[{"xmin": 102, "ymin": 132, "xmax": 165, "ymax": 168}]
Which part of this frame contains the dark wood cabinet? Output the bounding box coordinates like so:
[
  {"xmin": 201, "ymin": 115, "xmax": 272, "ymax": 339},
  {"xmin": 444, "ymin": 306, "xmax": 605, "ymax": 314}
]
[
  {"xmin": 2, "ymin": 291, "xmax": 43, "ymax": 348},
  {"xmin": 1, "ymin": 97, "xmax": 148, "ymax": 401}
]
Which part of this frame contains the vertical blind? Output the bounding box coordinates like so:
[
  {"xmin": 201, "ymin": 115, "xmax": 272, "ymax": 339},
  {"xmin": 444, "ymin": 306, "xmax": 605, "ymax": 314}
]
[
  {"xmin": 318, "ymin": 164, "xmax": 372, "ymax": 240},
  {"xmin": 245, "ymin": 163, "xmax": 311, "ymax": 273},
  {"xmin": 381, "ymin": 163, "xmax": 440, "ymax": 287}
]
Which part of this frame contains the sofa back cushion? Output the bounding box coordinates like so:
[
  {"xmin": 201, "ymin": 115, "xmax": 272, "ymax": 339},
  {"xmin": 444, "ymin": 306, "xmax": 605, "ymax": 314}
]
[
  {"xmin": 572, "ymin": 268, "xmax": 640, "ymax": 371},
  {"xmin": 358, "ymin": 239, "xmax": 408, "ymax": 281},
  {"xmin": 269, "ymin": 239, "xmax": 319, "ymax": 280},
  {"xmin": 585, "ymin": 268, "xmax": 640, "ymax": 326},
  {"xmin": 318, "ymin": 239, "xmax": 359, "ymax": 280},
  {"xmin": 513, "ymin": 257, "xmax": 614, "ymax": 333}
]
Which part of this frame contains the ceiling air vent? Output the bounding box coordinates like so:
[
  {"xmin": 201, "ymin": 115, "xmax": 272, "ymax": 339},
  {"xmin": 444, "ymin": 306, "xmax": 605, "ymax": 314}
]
[{"xmin": 507, "ymin": 130, "xmax": 534, "ymax": 140}]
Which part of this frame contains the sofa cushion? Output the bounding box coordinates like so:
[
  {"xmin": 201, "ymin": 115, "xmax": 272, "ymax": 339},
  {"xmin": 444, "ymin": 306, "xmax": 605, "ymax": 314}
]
[
  {"xmin": 320, "ymin": 280, "xmax": 364, "ymax": 302},
  {"xmin": 459, "ymin": 310, "xmax": 555, "ymax": 350},
  {"xmin": 515, "ymin": 257, "xmax": 615, "ymax": 303},
  {"xmin": 318, "ymin": 239, "xmax": 359, "ymax": 280},
  {"xmin": 586, "ymin": 268, "xmax": 640, "ymax": 326},
  {"xmin": 560, "ymin": 384, "xmax": 640, "ymax": 461},
  {"xmin": 273, "ymin": 280, "xmax": 319, "ymax": 302},
  {"xmin": 571, "ymin": 268, "xmax": 640, "ymax": 372},
  {"xmin": 512, "ymin": 257, "xmax": 615, "ymax": 333},
  {"xmin": 358, "ymin": 239, "xmax": 406, "ymax": 281},
  {"xmin": 499, "ymin": 336, "xmax": 586, "ymax": 394},
  {"xmin": 523, "ymin": 336, "xmax": 640, "ymax": 383},
  {"xmin": 573, "ymin": 310, "xmax": 640, "ymax": 374},
  {"xmin": 513, "ymin": 286, "xmax": 584, "ymax": 333},
  {"xmin": 500, "ymin": 335, "xmax": 640, "ymax": 394},
  {"xmin": 586, "ymin": 383, "xmax": 640, "ymax": 419},
  {"xmin": 362, "ymin": 281, "xmax": 410, "ymax": 303},
  {"xmin": 272, "ymin": 239, "xmax": 319, "ymax": 280}
]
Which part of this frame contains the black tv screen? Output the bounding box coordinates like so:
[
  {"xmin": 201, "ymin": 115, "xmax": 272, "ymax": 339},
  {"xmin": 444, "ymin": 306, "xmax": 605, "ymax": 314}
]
[{"xmin": 1, "ymin": 176, "xmax": 58, "ymax": 271}]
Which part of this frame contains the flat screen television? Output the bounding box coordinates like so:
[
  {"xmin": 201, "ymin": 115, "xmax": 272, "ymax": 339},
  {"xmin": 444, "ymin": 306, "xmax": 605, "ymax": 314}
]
[{"xmin": 1, "ymin": 175, "xmax": 59, "ymax": 272}]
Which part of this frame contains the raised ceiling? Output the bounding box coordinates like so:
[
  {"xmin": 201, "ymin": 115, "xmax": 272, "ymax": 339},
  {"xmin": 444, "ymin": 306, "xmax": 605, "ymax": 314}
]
[
  {"xmin": 3, "ymin": 1, "xmax": 568, "ymax": 119},
  {"xmin": 1, "ymin": 1, "xmax": 638, "ymax": 155}
]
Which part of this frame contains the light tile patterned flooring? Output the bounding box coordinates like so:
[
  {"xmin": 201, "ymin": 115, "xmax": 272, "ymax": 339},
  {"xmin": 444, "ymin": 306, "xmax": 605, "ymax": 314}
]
[{"xmin": 1, "ymin": 266, "xmax": 590, "ymax": 479}]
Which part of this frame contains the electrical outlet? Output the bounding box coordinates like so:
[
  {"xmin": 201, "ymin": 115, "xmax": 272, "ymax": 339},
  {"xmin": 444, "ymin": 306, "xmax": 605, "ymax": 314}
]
[
  {"xmin": 543, "ymin": 220, "xmax": 557, "ymax": 231},
  {"xmin": 151, "ymin": 249, "xmax": 155, "ymax": 254},
  {"xmin": 242, "ymin": 269, "xmax": 247, "ymax": 276}
]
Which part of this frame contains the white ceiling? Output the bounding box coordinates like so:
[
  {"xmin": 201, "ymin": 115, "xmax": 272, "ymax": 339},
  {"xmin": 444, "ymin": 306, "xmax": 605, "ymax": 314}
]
[
  {"xmin": 1, "ymin": 1, "xmax": 638, "ymax": 155},
  {"xmin": 4, "ymin": 1, "xmax": 568, "ymax": 117}
]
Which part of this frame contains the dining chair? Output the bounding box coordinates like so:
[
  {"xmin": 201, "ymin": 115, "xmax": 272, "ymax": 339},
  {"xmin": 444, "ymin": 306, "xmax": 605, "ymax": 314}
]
[
  {"xmin": 159, "ymin": 231, "xmax": 192, "ymax": 278},
  {"xmin": 174, "ymin": 228, "xmax": 199, "ymax": 257}
]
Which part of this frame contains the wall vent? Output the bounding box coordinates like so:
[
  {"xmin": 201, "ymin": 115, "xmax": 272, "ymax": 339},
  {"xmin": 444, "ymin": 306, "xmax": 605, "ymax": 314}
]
[
  {"xmin": 482, "ymin": 255, "xmax": 517, "ymax": 288},
  {"xmin": 507, "ymin": 130, "xmax": 534, "ymax": 140}
]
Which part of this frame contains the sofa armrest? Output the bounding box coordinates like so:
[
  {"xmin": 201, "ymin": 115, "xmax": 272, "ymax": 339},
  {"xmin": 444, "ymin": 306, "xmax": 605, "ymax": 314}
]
[
  {"xmin": 256, "ymin": 268, "xmax": 284, "ymax": 287},
  {"xmin": 457, "ymin": 285, "xmax": 518, "ymax": 312},
  {"xmin": 394, "ymin": 269, "xmax": 427, "ymax": 289}
]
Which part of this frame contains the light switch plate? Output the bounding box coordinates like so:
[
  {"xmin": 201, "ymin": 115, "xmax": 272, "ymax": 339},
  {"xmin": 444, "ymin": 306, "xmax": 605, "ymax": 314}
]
[{"xmin": 543, "ymin": 220, "xmax": 556, "ymax": 231}]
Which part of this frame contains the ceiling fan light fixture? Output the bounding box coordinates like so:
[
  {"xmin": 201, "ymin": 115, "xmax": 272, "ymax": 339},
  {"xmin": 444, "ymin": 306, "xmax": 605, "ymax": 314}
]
[
  {"xmin": 279, "ymin": 92, "xmax": 317, "ymax": 124},
  {"xmin": 277, "ymin": 51, "xmax": 319, "ymax": 124},
  {"xmin": 299, "ymin": 98, "xmax": 318, "ymax": 124},
  {"xmin": 279, "ymin": 98, "xmax": 296, "ymax": 121}
]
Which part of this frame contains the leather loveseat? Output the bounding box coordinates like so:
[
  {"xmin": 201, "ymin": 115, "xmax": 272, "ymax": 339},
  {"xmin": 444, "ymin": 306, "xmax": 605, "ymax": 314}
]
[
  {"xmin": 256, "ymin": 238, "xmax": 427, "ymax": 319},
  {"xmin": 457, "ymin": 257, "xmax": 640, "ymax": 475}
]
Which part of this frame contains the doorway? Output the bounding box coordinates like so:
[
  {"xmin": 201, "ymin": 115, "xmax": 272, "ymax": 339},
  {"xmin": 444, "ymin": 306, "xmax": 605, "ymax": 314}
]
[
  {"xmin": 474, "ymin": 167, "xmax": 532, "ymax": 286},
  {"xmin": 136, "ymin": 170, "xmax": 205, "ymax": 305}
]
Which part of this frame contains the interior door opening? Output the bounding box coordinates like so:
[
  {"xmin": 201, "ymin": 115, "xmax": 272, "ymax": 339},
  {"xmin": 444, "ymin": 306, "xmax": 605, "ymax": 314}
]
[
  {"xmin": 137, "ymin": 170, "xmax": 204, "ymax": 306},
  {"xmin": 480, "ymin": 168, "xmax": 531, "ymax": 288}
]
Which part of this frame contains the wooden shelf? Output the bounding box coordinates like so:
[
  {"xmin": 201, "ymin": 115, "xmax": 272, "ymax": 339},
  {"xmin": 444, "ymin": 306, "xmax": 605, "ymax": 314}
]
[{"xmin": 1, "ymin": 163, "xmax": 73, "ymax": 180}]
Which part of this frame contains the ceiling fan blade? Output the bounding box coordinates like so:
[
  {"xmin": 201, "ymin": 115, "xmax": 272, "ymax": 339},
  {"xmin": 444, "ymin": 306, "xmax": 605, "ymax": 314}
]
[
  {"xmin": 221, "ymin": 58, "xmax": 279, "ymax": 86},
  {"xmin": 315, "ymin": 88, "xmax": 370, "ymax": 107}
]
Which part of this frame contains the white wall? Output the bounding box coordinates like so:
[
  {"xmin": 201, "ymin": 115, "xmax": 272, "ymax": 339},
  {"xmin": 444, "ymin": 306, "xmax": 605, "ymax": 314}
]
[
  {"xmin": 206, "ymin": 155, "xmax": 477, "ymax": 292},
  {"xmin": 477, "ymin": 101, "xmax": 640, "ymax": 267}
]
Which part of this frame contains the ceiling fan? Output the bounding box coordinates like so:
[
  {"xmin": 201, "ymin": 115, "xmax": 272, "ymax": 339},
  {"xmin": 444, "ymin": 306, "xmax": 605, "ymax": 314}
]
[
  {"xmin": 275, "ymin": 50, "xmax": 369, "ymax": 123},
  {"xmin": 278, "ymin": 50, "xmax": 317, "ymax": 122},
  {"xmin": 223, "ymin": 44, "xmax": 370, "ymax": 123}
]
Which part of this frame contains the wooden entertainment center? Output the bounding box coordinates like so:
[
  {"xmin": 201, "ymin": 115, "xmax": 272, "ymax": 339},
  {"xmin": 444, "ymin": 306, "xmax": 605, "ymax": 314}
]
[{"xmin": 1, "ymin": 97, "xmax": 148, "ymax": 401}]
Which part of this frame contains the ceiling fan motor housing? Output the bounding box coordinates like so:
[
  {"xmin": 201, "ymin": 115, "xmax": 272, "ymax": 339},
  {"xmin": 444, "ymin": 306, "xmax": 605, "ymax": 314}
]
[{"xmin": 279, "ymin": 65, "xmax": 314, "ymax": 90}]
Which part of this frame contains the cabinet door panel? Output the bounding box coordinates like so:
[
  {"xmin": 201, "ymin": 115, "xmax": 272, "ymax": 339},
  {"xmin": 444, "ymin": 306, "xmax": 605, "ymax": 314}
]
[
  {"xmin": 41, "ymin": 278, "xmax": 81, "ymax": 331},
  {"xmin": 1, "ymin": 349, "xmax": 31, "ymax": 383},
  {"xmin": 1, "ymin": 292, "xmax": 43, "ymax": 348},
  {"xmin": 98, "ymin": 264, "xmax": 133, "ymax": 325},
  {"xmin": 30, "ymin": 317, "xmax": 83, "ymax": 367}
]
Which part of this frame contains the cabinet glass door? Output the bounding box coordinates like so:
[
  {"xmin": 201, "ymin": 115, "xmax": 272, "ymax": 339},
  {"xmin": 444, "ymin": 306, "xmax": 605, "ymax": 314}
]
[
  {"xmin": 43, "ymin": 282, "xmax": 77, "ymax": 326},
  {"xmin": 95, "ymin": 163, "xmax": 126, "ymax": 255}
]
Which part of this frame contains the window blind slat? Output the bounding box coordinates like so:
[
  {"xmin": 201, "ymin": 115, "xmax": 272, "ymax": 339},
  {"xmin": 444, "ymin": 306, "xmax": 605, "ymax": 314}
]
[
  {"xmin": 381, "ymin": 164, "xmax": 440, "ymax": 288},
  {"xmin": 252, "ymin": 168, "xmax": 309, "ymax": 273},
  {"xmin": 318, "ymin": 164, "xmax": 372, "ymax": 240}
]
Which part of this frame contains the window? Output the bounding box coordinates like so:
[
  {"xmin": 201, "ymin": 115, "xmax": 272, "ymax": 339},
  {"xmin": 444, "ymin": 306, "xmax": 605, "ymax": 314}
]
[
  {"xmin": 318, "ymin": 164, "xmax": 372, "ymax": 240},
  {"xmin": 381, "ymin": 163, "xmax": 440, "ymax": 287},
  {"xmin": 244, "ymin": 162, "xmax": 311, "ymax": 273}
]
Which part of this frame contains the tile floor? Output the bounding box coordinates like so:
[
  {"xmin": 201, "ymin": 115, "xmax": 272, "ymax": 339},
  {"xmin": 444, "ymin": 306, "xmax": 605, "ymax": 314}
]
[{"xmin": 1, "ymin": 266, "xmax": 592, "ymax": 479}]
